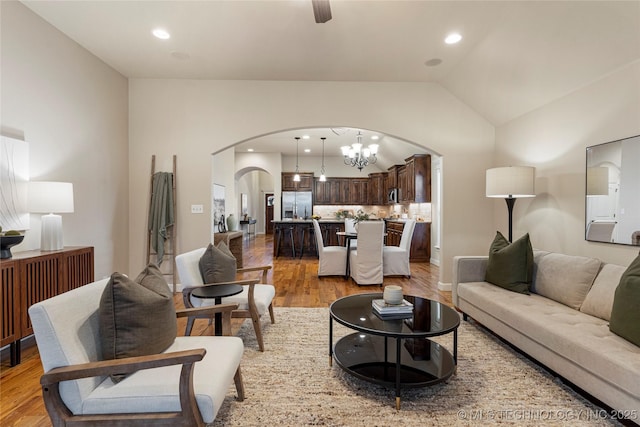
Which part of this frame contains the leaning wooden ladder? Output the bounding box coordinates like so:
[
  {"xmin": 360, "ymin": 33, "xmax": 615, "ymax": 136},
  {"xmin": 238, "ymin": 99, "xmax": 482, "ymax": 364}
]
[{"xmin": 146, "ymin": 155, "xmax": 178, "ymax": 292}]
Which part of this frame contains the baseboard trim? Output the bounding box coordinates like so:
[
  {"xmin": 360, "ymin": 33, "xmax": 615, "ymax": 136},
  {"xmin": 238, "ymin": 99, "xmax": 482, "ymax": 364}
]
[{"xmin": 437, "ymin": 281, "xmax": 451, "ymax": 292}]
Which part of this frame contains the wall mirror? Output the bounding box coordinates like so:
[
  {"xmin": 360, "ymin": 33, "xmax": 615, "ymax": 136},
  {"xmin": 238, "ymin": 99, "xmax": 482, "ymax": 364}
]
[{"xmin": 585, "ymin": 134, "xmax": 640, "ymax": 245}]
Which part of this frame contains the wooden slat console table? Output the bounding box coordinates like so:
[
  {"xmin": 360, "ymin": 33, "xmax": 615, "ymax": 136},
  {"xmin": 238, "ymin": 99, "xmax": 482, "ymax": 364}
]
[{"xmin": 1, "ymin": 246, "xmax": 94, "ymax": 366}]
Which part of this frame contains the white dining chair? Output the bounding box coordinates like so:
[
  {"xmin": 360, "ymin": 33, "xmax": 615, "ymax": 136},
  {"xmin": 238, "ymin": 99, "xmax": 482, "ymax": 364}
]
[
  {"xmin": 344, "ymin": 218, "xmax": 358, "ymax": 248},
  {"xmin": 349, "ymin": 221, "xmax": 384, "ymax": 286},
  {"xmin": 313, "ymin": 219, "xmax": 348, "ymax": 276},
  {"xmin": 383, "ymin": 219, "xmax": 416, "ymax": 277}
]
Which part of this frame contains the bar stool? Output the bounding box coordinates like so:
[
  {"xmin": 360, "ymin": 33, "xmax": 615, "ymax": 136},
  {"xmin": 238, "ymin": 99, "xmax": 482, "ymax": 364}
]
[
  {"xmin": 275, "ymin": 223, "xmax": 296, "ymax": 258},
  {"xmin": 298, "ymin": 223, "xmax": 318, "ymax": 258}
]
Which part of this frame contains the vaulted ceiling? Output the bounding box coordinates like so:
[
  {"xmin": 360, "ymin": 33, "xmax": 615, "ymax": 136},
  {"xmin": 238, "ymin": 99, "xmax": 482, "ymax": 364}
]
[{"xmin": 21, "ymin": 0, "xmax": 640, "ymax": 161}]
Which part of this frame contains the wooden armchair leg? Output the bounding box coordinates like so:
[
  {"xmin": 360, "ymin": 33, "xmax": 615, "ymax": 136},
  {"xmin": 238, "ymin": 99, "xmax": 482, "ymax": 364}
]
[
  {"xmin": 250, "ymin": 310, "xmax": 265, "ymax": 352},
  {"xmin": 268, "ymin": 303, "xmax": 275, "ymax": 324},
  {"xmin": 234, "ymin": 367, "xmax": 245, "ymax": 401},
  {"xmin": 185, "ymin": 317, "xmax": 195, "ymax": 336}
]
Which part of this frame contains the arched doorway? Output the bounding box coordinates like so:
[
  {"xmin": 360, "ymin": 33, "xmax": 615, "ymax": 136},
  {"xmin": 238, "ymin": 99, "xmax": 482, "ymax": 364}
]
[{"xmin": 213, "ymin": 126, "xmax": 441, "ymax": 265}]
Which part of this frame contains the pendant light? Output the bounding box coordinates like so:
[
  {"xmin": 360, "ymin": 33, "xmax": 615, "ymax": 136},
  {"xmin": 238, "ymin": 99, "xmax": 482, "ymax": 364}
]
[
  {"xmin": 293, "ymin": 137, "xmax": 301, "ymax": 182},
  {"xmin": 319, "ymin": 137, "xmax": 327, "ymax": 182}
]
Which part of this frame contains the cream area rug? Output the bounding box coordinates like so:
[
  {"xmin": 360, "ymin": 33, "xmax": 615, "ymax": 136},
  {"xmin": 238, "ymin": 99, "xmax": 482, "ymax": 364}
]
[{"xmin": 211, "ymin": 307, "xmax": 621, "ymax": 426}]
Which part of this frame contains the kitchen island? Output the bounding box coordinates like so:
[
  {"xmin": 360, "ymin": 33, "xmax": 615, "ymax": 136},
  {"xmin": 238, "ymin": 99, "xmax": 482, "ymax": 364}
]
[
  {"xmin": 272, "ymin": 219, "xmax": 431, "ymax": 261},
  {"xmin": 272, "ymin": 220, "xmax": 345, "ymax": 257}
]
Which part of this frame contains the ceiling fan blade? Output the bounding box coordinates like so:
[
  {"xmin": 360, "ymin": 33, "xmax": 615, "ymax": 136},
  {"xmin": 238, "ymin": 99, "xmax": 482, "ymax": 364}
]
[{"xmin": 312, "ymin": 0, "xmax": 332, "ymax": 23}]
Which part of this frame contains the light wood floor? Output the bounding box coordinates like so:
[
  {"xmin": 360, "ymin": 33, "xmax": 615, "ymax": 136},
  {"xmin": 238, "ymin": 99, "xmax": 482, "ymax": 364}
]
[{"xmin": 0, "ymin": 234, "xmax": 449, "ymax": 426}]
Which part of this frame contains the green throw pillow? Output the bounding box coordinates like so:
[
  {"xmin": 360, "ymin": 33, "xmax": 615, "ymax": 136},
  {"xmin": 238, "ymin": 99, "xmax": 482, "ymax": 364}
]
[
  {"xmin": 99, "ymin": 263, "xmax": 177, "ymax": 382},
  {"xmin": 199, "ymin": 241, "xmax": 237, "ymax": 284},
  {"xmin": 609, "ymin": 252, "xmax": 640, "ymax": 346},
  {"xmin": 485, "ymin": 231, "xmax": 534, "ymax": 294}
]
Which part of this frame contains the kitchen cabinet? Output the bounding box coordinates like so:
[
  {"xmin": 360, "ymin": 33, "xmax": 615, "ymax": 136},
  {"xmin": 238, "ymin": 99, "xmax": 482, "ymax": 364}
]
[
  {"xmin": 405, "ymin": 154, "xmax": 431, "ymax": 203},
  {"xmin": 368, "ymin": 172, "xmax": 387, "ymax": 205},
  {"xmin": 397, "ymin": 165, "xmax": 408, "ymax": 202},
  {"xmin": 349, "ymin": 179, "xmax": 369, "ymax": 205},
  {"xmin": 282, "ymin": 172, "xmax": 314, "ymax": 191},
  {"xmin": 395, "ymin": 154, "xmax": 431, "ymax": 203},
  {"xmin": 314, "ymin": 178, "xmax": 344, "ymax": 205},
  {"xmin": 385, "ymin": 221, "xmax": 404, "ymax": 246},
  {"xmin": 313, "ymin": 177, "xmax": 366, "ymax": 205},
  {"xmin": 384, "ymin": 221, "xmax": 431, "ymax": 262},
  {"xmin": 387, "ymin": 165, "xmax": 399, "ymax": 190},
  {"xmin": 1, "ymin": 246, "xmax": 94, "ymax": 365}
]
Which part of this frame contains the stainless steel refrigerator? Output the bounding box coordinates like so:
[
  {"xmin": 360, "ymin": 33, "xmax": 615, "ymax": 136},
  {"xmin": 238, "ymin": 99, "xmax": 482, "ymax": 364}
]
[{"xmin": 282, "ymin": 191, "xmax": 312, "ymax": 219}]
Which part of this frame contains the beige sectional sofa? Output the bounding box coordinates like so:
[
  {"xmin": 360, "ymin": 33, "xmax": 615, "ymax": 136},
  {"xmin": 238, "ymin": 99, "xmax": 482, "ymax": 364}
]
[{"xmin": 452, "ymin": 250, "xmax": 640, "ymax": 423}]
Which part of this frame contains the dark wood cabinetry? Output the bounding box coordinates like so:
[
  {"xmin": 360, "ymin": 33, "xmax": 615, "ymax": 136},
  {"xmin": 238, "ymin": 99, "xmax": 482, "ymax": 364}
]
[
  {"xmin": 314, "ymin": 178, "xmax": 343, "ymax": 204},
  {"xmin": 313, "ymin": 177, "xmax": 369, "ymax": 205},
  {"xmin": 349, "ymin": 179, "xmax": 369, "ymax": 205},
  {"xmin": 397, "ymin": 165, "xmax": 408, "ymax": 202},
  {"xmin": 387, "ymin": 165, "xmax": 399, "ymax": 190},
  {"xmin": 282, "ymin": 172, "xmax": 314, "ymax": 191},
  {"xmin": 385, "ymin": 221, "xmax": 404, "ymax": 246},
  {"xmin": 384, "ymin": 221, "xmax": 431, "ymax": 262},
  {"xmin": 395, "ymin": 155, "xmax": 431, "ymax": 203},
  {"xmin": 1, "ymin": 246, "xmax": 94, "ymax": 365},
  {"xmin": 406, "ymin": 154, "xmax": 431, "ymax": 203},
  {"xmin": 368, "ymin": 172, "xmax": 387, "ymax": 205}
]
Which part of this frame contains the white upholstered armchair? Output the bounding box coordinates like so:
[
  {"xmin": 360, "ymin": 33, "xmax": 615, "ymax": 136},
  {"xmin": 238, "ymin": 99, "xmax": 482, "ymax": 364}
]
[
  {"xmin": 175, "ymin": 247, "xmax": 275, "ymax": 352},
  {"xmin": 29, "ymin": 278, "xmax": 244, "ymax": 426},
  {"xmin": 383, "ymin": 219, "xmax": 416, "ymax": 277}
]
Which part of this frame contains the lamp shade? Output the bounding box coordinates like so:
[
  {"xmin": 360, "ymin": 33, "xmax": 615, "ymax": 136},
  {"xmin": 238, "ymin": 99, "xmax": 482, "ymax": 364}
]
[
  {"xmin": 28, "ymin": 182, "xmax": 74, "ymax": 213},
  {"xmin": 586, "ymin": 167, "xmax": 609, "ymax": 196},
  {"xmin": 486, "ymin": 166, "xmax": 536, "ymax": 198}
]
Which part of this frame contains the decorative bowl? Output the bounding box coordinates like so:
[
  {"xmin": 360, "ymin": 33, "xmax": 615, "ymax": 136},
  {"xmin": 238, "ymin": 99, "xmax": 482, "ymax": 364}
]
[{"xmin": 0, "ymin": 234, "xmax": 25, "ymax": 259}]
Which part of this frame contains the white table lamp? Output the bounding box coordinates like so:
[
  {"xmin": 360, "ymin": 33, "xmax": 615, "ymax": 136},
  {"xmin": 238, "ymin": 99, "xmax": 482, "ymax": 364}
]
[
  {"xmin": 486, "ymin": 166, "xmax": 536, "ymax": 242},
  {"xmin": 28, "ymin": 182, "xmax": 74, "ymax": 251}
]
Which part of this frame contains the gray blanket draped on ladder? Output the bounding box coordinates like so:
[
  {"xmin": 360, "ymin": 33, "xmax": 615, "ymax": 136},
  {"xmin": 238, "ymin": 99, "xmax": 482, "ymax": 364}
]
[{"xmin": 149, "ymin": 172, "xmax": 174, "ymax": 265}]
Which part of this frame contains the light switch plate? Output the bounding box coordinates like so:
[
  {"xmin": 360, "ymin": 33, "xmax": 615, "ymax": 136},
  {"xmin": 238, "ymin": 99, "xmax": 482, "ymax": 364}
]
[{"xmin": 191, "ymin": 204, "xmax": 204, "ymax": 214}]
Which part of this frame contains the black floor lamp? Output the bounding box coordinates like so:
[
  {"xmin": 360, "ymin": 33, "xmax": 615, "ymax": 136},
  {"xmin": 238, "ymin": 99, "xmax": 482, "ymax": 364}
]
[{"xmin": 486, "ymin": 166, "xmax": 536, "ymax": 242}]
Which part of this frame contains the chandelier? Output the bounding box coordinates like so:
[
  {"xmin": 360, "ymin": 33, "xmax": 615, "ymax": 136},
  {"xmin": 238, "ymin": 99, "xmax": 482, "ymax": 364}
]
[{"xmin": 340, "ymin": 131, "xmax": 379, "ymax": 171}]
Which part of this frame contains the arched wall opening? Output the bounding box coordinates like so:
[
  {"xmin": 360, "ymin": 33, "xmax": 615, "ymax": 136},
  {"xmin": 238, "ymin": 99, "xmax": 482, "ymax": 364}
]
[{"xmin": 212, "ymin": 125, "xmax": 443, "ymax": 265}]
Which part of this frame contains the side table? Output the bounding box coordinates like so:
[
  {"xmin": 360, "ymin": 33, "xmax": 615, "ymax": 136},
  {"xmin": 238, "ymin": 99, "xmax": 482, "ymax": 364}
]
[
  {"xmin": 240, "ymin": 219, "xmax": 257, "ymax": 239},
  {"xmin": 191, "ymin": 284, "xmax": 243, "ymax": 335},
  {"xmin": 213, "ymin": 231, "xmax": 244, "ymax": 268}
]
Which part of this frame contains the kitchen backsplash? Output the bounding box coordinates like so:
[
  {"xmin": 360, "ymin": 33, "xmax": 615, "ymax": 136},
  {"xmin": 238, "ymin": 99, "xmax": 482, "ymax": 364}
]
[{"xmin": 313, "ymin": 203, "xmax": 432, "ymax": 222}]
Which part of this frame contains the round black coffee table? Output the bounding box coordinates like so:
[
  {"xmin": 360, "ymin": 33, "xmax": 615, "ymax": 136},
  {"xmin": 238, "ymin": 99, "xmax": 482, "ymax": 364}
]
[
  {"xmin": 192, "ymin": 284, "xmax": 243, "ymax": 335},
  {"xmin": 329, "ymin": 293, "xmax": 460, "ymax": 409}
]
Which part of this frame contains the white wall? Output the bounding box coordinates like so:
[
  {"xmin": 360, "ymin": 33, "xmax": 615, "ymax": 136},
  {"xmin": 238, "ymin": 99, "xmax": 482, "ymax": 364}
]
[
  {"xmin": 1, "ymin": 2, "xmax": 129, "ymax": 279},
  {"xmin": 495, "ymin": 61, "xmax": 640, "ymax": 266},
  {"xmin": 129, "ymin": 79, "xmax": 496, "ymax": 283}
]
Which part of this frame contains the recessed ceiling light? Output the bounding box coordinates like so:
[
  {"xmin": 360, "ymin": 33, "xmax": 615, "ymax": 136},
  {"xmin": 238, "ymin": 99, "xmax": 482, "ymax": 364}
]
[
  {"xmin": 304, "ymin": 148, "xmax": 311, "ymax": 153},
  {"xmin": 247, "ymin": 148, "xmax": 254, "ymax": 152},
  {"xmin": 302, "ymin": 135, "xmax": 310, "ymax": 139},
  {"xmin": 371, "ymin": 135, "xmax": 379, "ymax": 140},
  {"xmin": 425, "ymin": 58, "xmax": 443, "ymax": 67},
  {"xmin": 445, "ymin": 33, "xmax": 462, "ymax": 44},
  {"xmin": 152, "ymin": 28, "xmax": 171, "ymax": 40}
]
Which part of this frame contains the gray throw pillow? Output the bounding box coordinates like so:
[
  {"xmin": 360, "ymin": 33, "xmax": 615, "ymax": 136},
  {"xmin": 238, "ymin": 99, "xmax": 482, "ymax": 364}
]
[
  {"xmin": 609, "ymin": 252, "xmax": 640, "ymax": 346},
  {"xmin": 99, "ymin": 263, "xmax": 177, "ymax": 382},
  {"xmin": 199, "ymin": 241, "xmax": 237, "ymax": 284},
  {"xmin": 485, "ymin": 231, "xmax": 533, "ymax": 294}
]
